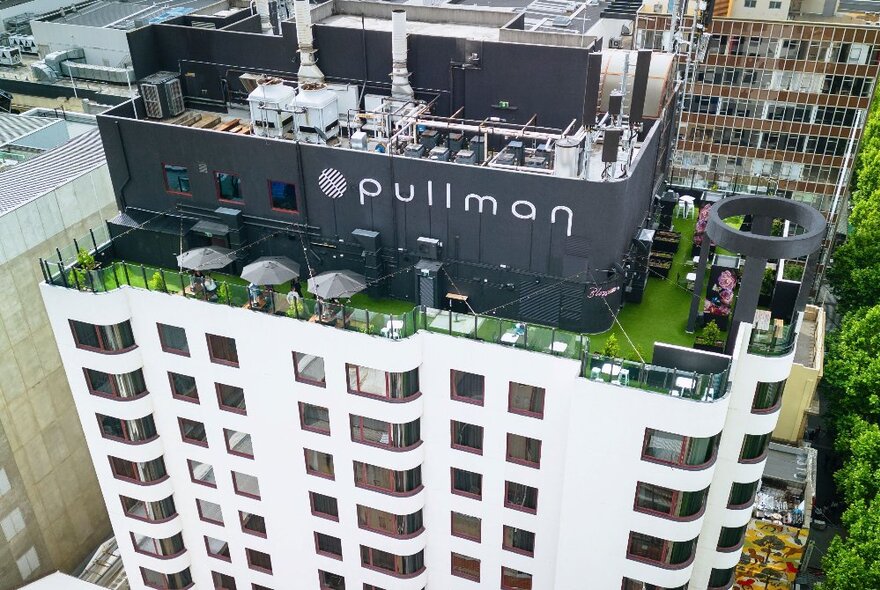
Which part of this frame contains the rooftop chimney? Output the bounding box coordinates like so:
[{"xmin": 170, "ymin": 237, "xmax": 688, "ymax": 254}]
[
  {"xmin": 255, "ymin": 0, "xmax": 273, "ymax": 35},
  {"xmin": 390, "ymin": 10, "xmax": 413, "ymax": 100},
  {"xmin": 294, "ymin": 0, "xmax": 324, "ymax": 85}
]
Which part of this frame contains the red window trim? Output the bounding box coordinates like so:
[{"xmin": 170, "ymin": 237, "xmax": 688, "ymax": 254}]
[
  {"xmin": 157, "ymin": 323, "xmax": 190, "ymax": 356},
  {"xmin": 450, "ymin": 420, "xmax": 483, "ymax": 455},
  {"xmin": 130, "ymin": 531, "xmax": 185, "ymax": 560},
  {"xmin": 85, "ymin": 368, "xmax": 148, "ymax": 401},
  {"xmin": 450, "ymin": 370, "xmax": 485, "ymax": 406},
  {"xmin": 500, "ymin": 566, "xmax": 534, "ymax": 590},
  {"xmin": 640, "ymin": 430, "xmax": 718, "ymax": 471},
  {"xmin": 246, "ymin": 548, "xmax": 273, "ymax": 574},
  {"xmin": 214, "ymin": 170, "xmax": 245, "ymax": 205},
  {"xmin": 507, "ymin": 382, "xmax": 545, "ymax": 419},
  {"xmin": 502, "ymin": 526, "xmax": 535, "ymax": 557},
  {"xmin": 314, "ymin": 532, "xmax": 343, "ymax": 560},
  {"xmin": 349, "ymin": 415, "xmax": 421, "ymax": 451},
  {"xmin": 309, "ymin": 492, "xmax": 339, "ymax": 522},
  {"xmin": 727, "ymin": 482, "xmax": 759, "ymax": 510},
  {"xmin": 346, "ymin": 363, "xmax": 395, "ymax": 401},
  {"xmin": 206, "ymin": 334, "xmax": 239, "ymax": 367},
  {"xmin": 450, "ymin": 511, "xmax": 481, "ymax": 542},
  {"xmin": 357, "ymin": 506, "xmax": 423, "ymax": 540},
  {"xmin": 267, "ymin": 179, "xmax": 299, "ymax": 214},
  {"xmin": 204, "ymin": 536, "xmax": 232, "ymax": 562},
  {"xmin": 188, "ymin": 460, "xmax": 217, "ymax": 488},
  {"xmin": 216, "ymin": 383, "xmax": 246, "ymax": 415},
  {"xmin": 97, "ymin": 415, "xmax": 156, "ymax": 445},
  {"xmin": 168, "ymin": 372, "xmax": 199, "ymax": 404},
  {"xmin": 504, "ymin": 481, "xmax": 538, "ymax": 514},
  {"xmin": 293, "ymin": 352, "xmax": 326, "ymax": 388},
  {"xmin": 109, "ymin": 457, "xmax": 168, "ymax": 486},
  {"xmin": 224, "ymin": 429, "xmax": 254, "ymax": 459},
  {"xmin": 318, "ymin": 570, "xmax": 344, "ymax": 590},
  {"xmin": 450, "ymin": 467, "xmax": 482, "ymax": 500},
  {"xmin": 717, "ymin": 536, "xmax": 746, "ymax": 553},
  {"xmin": 120, "ymin": 496, "xmax": 177, "ymax": 524},
  {"xmin": 353, "ymin": 462, "xmax": 420, "ymax": 497},
  {"xmin": 505, "ymin": 433, "xmax": 542, "ymax": 468},
  {"xmin": 196, "ymin": 499, "xmax": 224, "ymax": 526},
  {"xmin": 360, "ymin": 547, "xmax": 424, "ymax": 579},
  {"xmin": 141, "ymin": 568, "xmax": 194, "ymax": 590},
  {"xmin": 239, "ymin": 511, "xmax": 268, "ymax": 538},
  {"xmin": 631, "ymin": 482, "xmax": 707, "ymax": 523},
  {"xmin": 178, "ymin": 417, "xmax": 209, "ymax": 447},
  {"xmin": 162, "ymin": 162, "xmax": 193, "ymax": 197},
  {"xmin": 299, "ymin": 402, "xmax": 331, "ymax": 435},
  {"xmin": 625, "ymin": 532, "xmax": 696, "ymax": 571},
  {"xmin": 751, "ymin": 396, "xmax": 783, "ymax": 415},
  {"xmin": 304, "ymin": 449, "xmax": 335, "ymax": 480},
  {"xmin": 450, "ymin": 552, "xmax": 480, "ymax": 582},
  {"xmin": 232, "ymin": 471, "xmax": 261, "ymax": 500},
  {"xmin": 69, "ymin": 320, "xmax": 137, "ymax": 355}
]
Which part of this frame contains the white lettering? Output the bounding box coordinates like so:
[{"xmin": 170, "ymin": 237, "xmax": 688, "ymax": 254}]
[
  {"xmin": 511, "ymin": 200, "xmax": 537, "ymax": 220},
  {"xmin": 551, "ymin": 205, "xmax": 574, "ymax": 237},
  {"xmin": 427, "ymin": 180, "xmax": 433, "ymax": 206},
  {"xmin": 587, "ymin": 285, "xmax": 620, "ymax": 298},
  {"xmin": 359, "ymin": 178, "xmax": 381, "ymax": 205},
  {"xmin": 395, "ymin": 183, "xmax": 415, "ymax": 202},
  {"xmin": 465, "ymin": 194, "xmax": 498, "ymax": 215}
]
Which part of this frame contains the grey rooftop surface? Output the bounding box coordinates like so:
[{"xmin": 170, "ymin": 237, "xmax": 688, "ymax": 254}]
[{"xmin": 0, "ymin": 112, "xmax": 54, "ymax": 148}]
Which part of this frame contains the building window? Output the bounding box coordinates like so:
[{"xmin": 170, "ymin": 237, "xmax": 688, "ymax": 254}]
[
  {"xmin": 157, "ymin": 323, "xmax": 189, "ymax": 355},
  {"xmin": 305, "ymin": 449, "xmax": 335, "ymax": 479},
  {"xmin": 85, "ymin": 368, "xmax": 147, "ymax": 400},
  {"xmin": 626, "ymin": 532, "xmax": 698, "ymax": 568},
  {"xmin": 142, "ymin": 568, "xmax": 193, "ymax": 589},
  {"xmin": 98, "ymin": 414, "xmax": 158, "ymax": 444},
  {"xmin": 642, "ymin": 428, "xmax": 719, "ymax": 468},
  {"xmin": 205, "ymin": 536, "xmax": 231, "ymax": 561},
  {"xmin": 70, "ymin": 319, "xmax": 136, "ymax": 353},
  {"xmin": 318, "ymin": 570, "xmax": 345, "ymax": 590},
  {"xmin": 315, "ymin": 532, "xmax": 343, "ymax": 559},
  {"xmin": 207, "ymin": 334, "xmax": 239, "ymax": 366},
  {"xmin": 240, "ymin": 511, "xmax": 267, "ymax": 537},
  {"xmin": 769, "ymin": 0, "xmax": 781, "ymax": 7},
  {"xmin": 212, "ymin": 571, "xmax": 237, "ymax": 590},
  {"xmin": 169, "ymin": 372, "xmax": 198, "ymax": 403},
  {"xmin": 232, "ymin": 471, "xmax": 260, "ymax": 499},
  {"xmin": 451, "ymin": 369, "xmax": 484, "ymax": 405},
  {"xmin": 163, "ymin": 164, "xmax": 191, "ymax": 195},
  {"xmin": 215, "ymin": 171, "xmax": 243, "ymax": 202},
  {"xmin": 501, "ymin": 566, "xmax": 533, "ymax": 590},
  {"xmin": 744, "ymin": 0, "xmax": 756, "ymax": 6},
  {"xmin": 740, "ymin": 433, "xmax": 771, "ymax": 462},
  {"xmin": 709, "ymin": 567, "xmax": 735, "ymax": 588},
  {"xmin": 197, "ymin": 498, "xmax": 223, "ymax": 525},
  {"xmin": 16, "ymin": 547, "xmax": 39, "ymax": 581},
  {"xmin": 634, "ymin": 482, "xmax": 708, "ymax": 520},
  {"xmin": 717, "ymin": 525, "xmax": 747, "ymax": 551},
  {"xmin": 253, "ymin": 585, "xmax": 273, "ymax": 590},
  {"xmin": 0, "ymin": 508, "xmax": 25, "ymax": 541},
  {"xmin": 622, "ymin": 579, "xmax": 689, "ymax": 590},
  {"xmin": 506, "ymin": 433, "xmax": 541, "ymax": 467},
  {"xmin": 349, "ymin": 415, "xmax": 420, "ymax": 449},
  {"xmin": 110, "ymin": 456, "xmax": 167, "ymax": 484},
  {"xmin": 728, "ymin": 480, "xmax": 760, "ymax": 508},
  {"xmin": 450, "ymin": 421, "xmax": 483, "ymax": 454},
  {"xmin": 268, "ymin": 180, "xmax": 297, "ymax": 211},
  {"xmin": 451, "ymin": 468, "xmax": 482, "ymax": 499},
  {"xmin": 300, "ymin": 402, "xmax": 331, "ymax": 434},
  {"xmin": 188, "ymin": 459, "xmax": 216, "ymax": 487},
  {"xmin": 508, "ymin": 382, "xmax": 545, "ymax": 417},
  {"xmin": 447, "ymin": 512, "xmax": 481, "ymax": 543},
  {"xmin": 752, "ymin": 380, "xmax": 785, "ymax": 412},
  {"xmin": 360, "ymin": 546, "xmax": 424, "ymax": 577},
  {"xmin": 346, "ymin": 363, "xmax": 420, "ymax": 400},
  {"xmin": 502, "ymin": 526, "xmax": 535, "ymax": 556},
  {"xmin": 310, "ymin": 492, "xmax": 339, "ymax": 520},
  {"xmin": 505, "ymin": 481, "xmax": 538, "ymax": 513},
  {"xmin": 293, "ymin": 351, "xmax": 326, "ymax": 386},
  {"xmin": 353, "ymin": 462, "xmax": 422, "ymax": 495},
  {"xmin": 225, "ymin": 429, "xmax": 254, "ymax": 458},
  {"xmin": 357, "ymin": 505, "xmax": 423, "ymax": 537},
  {"xmin": 132, "ymin": 532, "xmax": 185, "ymax": 558},
  {"xmin": 217, "ymin": 383, "xmax": 246, "ymax": 413},
  {"xmin": 179, "ymin": 418, "xmax": 208, "ymax": 446},
  {"xmin": 0, "ymin": 469, "xmax": 10, "ymax": 497},
  {"xmin": 246, "ymin": 549, "xmax": 273, "ymax": 573},
  {"xmin": 451, "ymin": 552, "xmax": 480, "ymax": 581},
  {"xmin": 122, "ymin": 495, "xmax": 177, "ymax": 523}
]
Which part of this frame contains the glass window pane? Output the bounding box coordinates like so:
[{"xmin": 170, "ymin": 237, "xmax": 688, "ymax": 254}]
[
  {"xmin": 215, "ymin": 171, "xmax": 243, "ymax": 202},
  {"xmin": 269, "ymin": 180, "xmax": 297, "ymax": 211}
]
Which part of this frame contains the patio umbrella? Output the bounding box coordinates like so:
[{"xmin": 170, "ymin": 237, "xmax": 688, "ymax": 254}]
[
  {"xmin": 241, "ymin": 256, "xmax": 301, "ymax": 285},
  {"xmin": 307, "ymin": 270, "xmax": 367, "ymax": 300},
  {"xmin": 177, "ymin": 246, "xmax": 237, "ymax": 271}
]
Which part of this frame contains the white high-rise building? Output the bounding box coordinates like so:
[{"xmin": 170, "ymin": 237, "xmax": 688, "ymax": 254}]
[{"xmin": 40, "ymin": 278, "xmax": 800, "ymax": 590}]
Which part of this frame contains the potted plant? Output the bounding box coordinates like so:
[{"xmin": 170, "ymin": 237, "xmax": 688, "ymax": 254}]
[
  {"xmin": 695, "ymin": 320, "xmax": 725, "ymax": 352},
  {"xmin": 602, "ymin": 334, "xmax": 621, "ymax": 358},
  {"xmin": 759, "ymin": 266, "xmax": 775, "ymax": 307},
  {"xmin": 68, "ymin": 248, "xmax": 100, "ymax": 291}
]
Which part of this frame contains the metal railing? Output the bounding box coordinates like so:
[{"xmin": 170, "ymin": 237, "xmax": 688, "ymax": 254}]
[{"xmin": 748, "ymin": 322, "xmax": 797, "ymax": 357}]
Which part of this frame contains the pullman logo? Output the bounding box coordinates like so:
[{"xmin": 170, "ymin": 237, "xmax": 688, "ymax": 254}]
[{"xmin": 318, "ymin": 168, "xmax": 347, "ymax": 199}]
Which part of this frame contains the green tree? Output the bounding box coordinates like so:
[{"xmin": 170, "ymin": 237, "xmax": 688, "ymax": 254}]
[
  {"xmin": 823, "ymin": 305, "xmax": 880, "ymax": 420},
  {"xmin": 602, "ymin": 334, "xmax": 621, "ymax": 358},
  {"xmin": 826, "ymin": 235, "xmax": 880, "ymax": 314},
  {"xmin": 833, "ymin": 416, "xmax": 880, "ymax": 505},
  {"xmin": 819, "ymin": 496, "xmax": 880, "ymax": 590}
]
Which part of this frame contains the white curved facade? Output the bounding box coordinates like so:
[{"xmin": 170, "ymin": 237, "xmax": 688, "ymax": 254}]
[{"xmin": 41, "ymin": 282, "xmax": 798, "ymax": 590}]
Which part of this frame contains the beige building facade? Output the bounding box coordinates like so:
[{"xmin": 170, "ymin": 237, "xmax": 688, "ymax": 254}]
[{"xmin": 773, "ymin": 304, "xmax": 824, "ymax": 443}]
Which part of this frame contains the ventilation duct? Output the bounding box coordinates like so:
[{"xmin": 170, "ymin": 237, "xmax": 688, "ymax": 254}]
[
  {"xmin": 255, "ymin": 0, "xmax": 272, "ymax": 34},
  {"xmin": 294, "ymin": 0, "xmax": 324, "ymax": 85},
  {"xmin": 390, "ymin": 10, "xmax": 413, "ymax": 100}
]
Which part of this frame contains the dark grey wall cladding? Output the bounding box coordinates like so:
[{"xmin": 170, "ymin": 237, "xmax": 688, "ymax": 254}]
[{"xmin": 652, "ymin": 343, "xmax": 731, "ymax": 374}]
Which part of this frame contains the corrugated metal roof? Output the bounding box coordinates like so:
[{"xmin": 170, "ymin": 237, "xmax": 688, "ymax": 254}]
[
  {"xmin": 0, "ymin": 112, "xmax": 54, "ymax": 148},
  {"xmin": 0, "ymin": 129, "xmax": 106, "ymax": 216}
]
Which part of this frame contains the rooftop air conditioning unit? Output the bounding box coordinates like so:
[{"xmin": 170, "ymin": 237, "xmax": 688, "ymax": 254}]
[
  {"xmin": 609, "ymin": 37, "xmax": 622, "ymax": 49},
  {"xmin": 138, "ymin": 71, "xmax": 185, "ymax": 120},
  {"xmin": 416, "ymin": 237, "xmax": 442, "ymax": 260}
]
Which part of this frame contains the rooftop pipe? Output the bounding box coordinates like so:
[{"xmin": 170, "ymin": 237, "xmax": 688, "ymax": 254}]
[
  {"xmin": 390, "ymin": 10, "xmax": 414, "ymax": 100},
  {"xmin": 294, "ymin": 0, "xmax": 324, "ymax": 85}
]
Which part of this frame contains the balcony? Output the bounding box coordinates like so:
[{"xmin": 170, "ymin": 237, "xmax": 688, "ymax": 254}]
[
  {"xmin": 748, "ymin": 322, "xmax": 796, "ymax": 356},
  {"xmin": 585, "ymin": 353, "xmax": 730, "ymax": 402}
]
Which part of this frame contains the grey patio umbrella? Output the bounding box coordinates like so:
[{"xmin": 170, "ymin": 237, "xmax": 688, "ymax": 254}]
[
  {"xmin": 177, "ymin": 246, "xmax": 237, "ymax": 271},
  {"xmin": 240, "ymin": 256, "xmax": 301, "ymax": 285},
  {"xmin": 307, "ymin": 270, "xmax": 367, "ymax": 300}
]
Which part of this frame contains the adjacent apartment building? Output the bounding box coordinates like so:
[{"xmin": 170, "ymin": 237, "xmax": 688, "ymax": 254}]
[{"xmin": 38, "ymin": 2, "xmax": 816, "ymax": 589}]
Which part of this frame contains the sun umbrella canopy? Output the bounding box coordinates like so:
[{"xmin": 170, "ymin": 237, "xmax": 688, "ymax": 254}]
[
  {"xmin": 307, "ymin": 270, "xmax": 367, "ymax": 300},
  {"xmin": 177, "ymin": 246, "xmax": 237, "ymax": 271},
  {"xmin": 241, "ymin": 256, "xmax": 301, "ymax": 285}
]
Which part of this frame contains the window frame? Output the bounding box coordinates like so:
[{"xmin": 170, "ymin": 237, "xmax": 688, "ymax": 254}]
[
  {"xmin": 168, "ymin": 372, "xmax": 199, "ymax": 404},
  {"xmin": 206, "ymin": 333, "xmax": 239, "ymax": 367},
  {"xmin": 293, "ymin": 351, "xmax": 326, "ymax": 387},
  {"xmin": 196, "ymin": 498, "xmax": 224, "ymax": 526},
  {"xmin": 451, "ymin": 420, "xmax": 484, "ymax": 455},
  {"xmin": 450, "ymin": 369, "xmax": 485, "ymax": 406},
  {"xmin": 162, "ymin": 163, "xmax": 191, "ymax": 196},
  {"xmin": 69, "ymin": 319, "xmax": 136, "ymax": 354},
  {"xmin": 356, "ymin": 505, "xmax": 423, "ymax": 539},
  {"xmin": 97, "ymin": 414, "xmax": 157, "ymax": 445},
  {"xmin": 450, "ymin": 467, "xmax": 483, "ymax": 500},
  {"xmin": 508, "ymin": 382, "xmax": 545, "ymax": 418},
  {"xmin": 231, "ymin": 471, "xmax": 261, "ymax": 499},
  {"xmin": 157, "ymin": 323, "xmax": 189, "ymax": 356},
  {"xmin": 318, "ymin": 570, "xmax": 345, "ymax": 590},
  {"xmin": 506, "ymin": 433, "xmax": 542, "ymax": 468},
  {"xmin": 299, "ymin": 402, "xmax": 331, "ymax": 435},
  {"xmin": 178, "ymin": 417, "xmax": 208, "ymax": 447},
  {"xmin": 640, "ymin": 428, "xmax": 719, "ymax": 470},
  {"xmin": 131, "ymin": 531, "xmax": 185, "ymax": 559},
  {"xmin": 214, "ymin": 170, "xmax": 244, "ymax": 204},
  {"xmin": 450, "ymin": 551, "xmax": 480, "ymax": 582},
  {"xmin": 84, "ymin": 368, "xmax": 148, "ymax": 401},
  {"xmin": 187, "ymin": 459, "xmax": 216, "ymax": 488},
  {"xmin": 314, "ymin": 532, "xmax": 343, "ymax": 560},
  {"xmin": 216, "ymin": 383, "xmax": 246, "ymax": 414},
  {"xmin": 121, "ymin": 495, "xmax": 177, "ymax": 524},
  {"xmin": 353, "ymin": 461, "xmax": 421, "ymax": 497},
  {"xmin": 309, "ymin": 492, "xmax": 339, "ymax": 521},
  {"xmin": 246, "ymin": 548, "xmax": 273, "ymax": 574},
  {"xmin": 500, "ymin": 566, "xmax": 533, "ymax": 590},
  {"xmin": 304, "ymin": 449, "xmax": 335, "ymax": 480},
  {"xmin": 450, "ymin": 511, "xmax": 481, "ymax": 542},
  {"xmin": 224, "ymin": 428, "xmax": 254, "ymax": 459},
  {"xmin": 632, "ymin": 481, "xmax": 707, "ymax": 522},
  {"xmin": 504, "ymin": 481, "xmax": 538, "ymax": 514},
  {"xmin": 204, "ymin": 536, "xmax": 231, "ymax": 562},
  {"xmin": 239, "ymin": 511, "xmax": 267, "ymax": 538},
  {"xmin": 267, "ymin": 179, "xmax": 298, "ymax": 213},
  {"xmin": 502, "ymin": 526, "xmax": 536, "ymax": 557}
]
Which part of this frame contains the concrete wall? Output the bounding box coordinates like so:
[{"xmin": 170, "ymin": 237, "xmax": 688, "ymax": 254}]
[
  {"xmin": 0, "ymin": 165, "xmax": 117, "ymax": 589},
  {"xmin": 30, "ymin": 20, "xmax": 131, "ymax": 67},
  {"xmin": 773, "ymin": 306, "xmax": 824, "ymax": 444}
]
